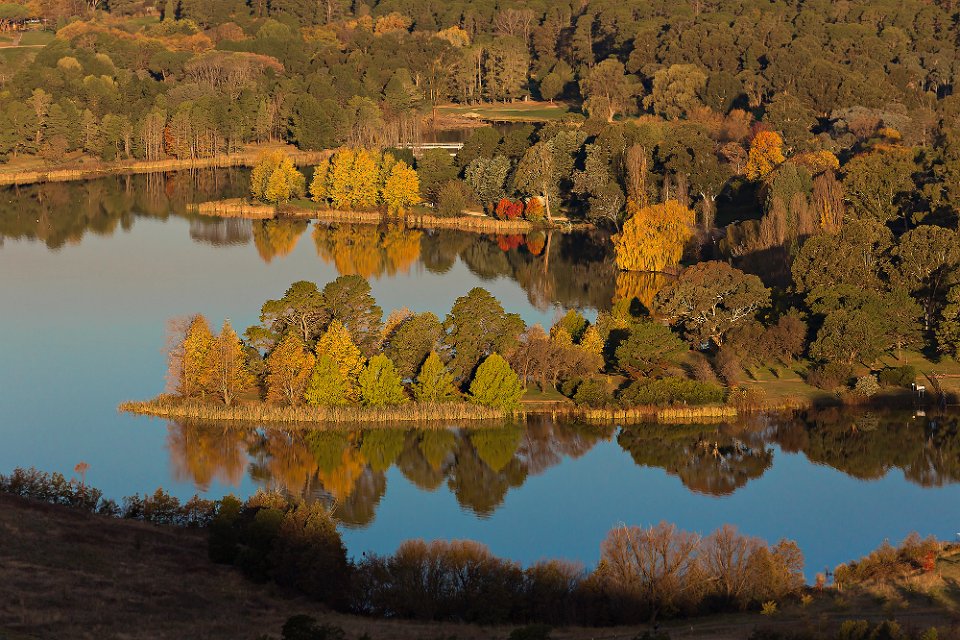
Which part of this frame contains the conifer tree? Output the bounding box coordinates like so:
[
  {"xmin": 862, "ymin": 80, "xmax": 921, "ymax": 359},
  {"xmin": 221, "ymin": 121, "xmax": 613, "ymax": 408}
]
[
  {"xmin": 358, "ymin": 354, "xmax": 408, "ymax": 406},
  {"xmin": 304, "ymin": 354, "xmax": 351, "ymax": 407},
  {"xmin": 178, "ymin": 314, "xmax": 213, "ymax": 398},
  {"xmin": 200, "ymin": 320, "xmax": 254, "ymax": 406},
  {"xmin": 468, "ymin": 353, "xmax": 524, "ymax": 410},
  {"xmin": 412, "ymin": 352, "xmax": 458, "ymax": 402},
  {"xmin": 266, "ymin": 331, "xmax": 316, "ymax": 405}
]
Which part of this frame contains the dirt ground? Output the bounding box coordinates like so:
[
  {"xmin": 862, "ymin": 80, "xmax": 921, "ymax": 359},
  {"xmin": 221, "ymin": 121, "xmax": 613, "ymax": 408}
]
[{"xmin": 2, "ymin": 493, "xmax": 959, "ymax": 640}]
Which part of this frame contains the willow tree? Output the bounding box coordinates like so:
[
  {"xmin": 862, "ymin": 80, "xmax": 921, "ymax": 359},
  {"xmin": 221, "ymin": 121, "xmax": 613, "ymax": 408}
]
[{"xmin": 614, "ymin": 200, "xmax": 695, "ymax": 272}]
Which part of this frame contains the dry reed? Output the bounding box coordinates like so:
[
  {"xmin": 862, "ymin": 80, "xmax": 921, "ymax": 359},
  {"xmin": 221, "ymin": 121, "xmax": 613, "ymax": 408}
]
[
  {"xmin": 119, "ymin": 395, "xmax": 514, "ymax": 427},
  {"xmin": 570, "ymin": 404, "xmax": 738, "ymax": 425},
  {"xmin": 0, "ymin": 149, "xmax": 330, "ymax": 186}
]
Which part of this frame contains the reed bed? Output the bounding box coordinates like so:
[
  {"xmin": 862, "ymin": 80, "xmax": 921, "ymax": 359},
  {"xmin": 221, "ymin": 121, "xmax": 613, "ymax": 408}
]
[
  {"xmin": 191, "ymin": 199, "xmax": 279, "ymax": 219},
  {"xmin": 570, "ymin": 404, "xmax": 737, "ymax": 425},
  {"xmin": 0, "ymin": 149, "xmax": 329, "ymax": 186},
  {"xmin": 119, "ymin": 396, "xmax": 513, "ymax": 428}
]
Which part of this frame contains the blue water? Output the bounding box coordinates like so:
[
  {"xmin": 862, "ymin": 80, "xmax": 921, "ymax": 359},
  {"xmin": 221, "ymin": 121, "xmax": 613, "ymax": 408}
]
[{"xmin": 1, "ymin": 189, "xmax": 959, "ymax": 579}]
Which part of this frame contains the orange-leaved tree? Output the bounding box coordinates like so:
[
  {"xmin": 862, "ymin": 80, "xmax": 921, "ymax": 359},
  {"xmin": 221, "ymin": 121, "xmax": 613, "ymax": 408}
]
[{"xmin": 614, "ymin": 199, "xmax": 695, "ymax": 272}]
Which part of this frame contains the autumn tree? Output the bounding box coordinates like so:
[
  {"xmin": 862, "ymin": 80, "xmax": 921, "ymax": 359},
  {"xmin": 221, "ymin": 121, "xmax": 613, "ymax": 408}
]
[
  {"xmin": 265, "ymin": 331, "xmax": 315, "ymax": 405},
  {"xmin": 412, "ymin": 351, "xmax": 458, "ymax": 402},
  {"xmin": 315, "ymin": 320, "xmax": 365, "ymax": 399},
  {"xmin": 745, "ymin": 131, "xmax": 785, "ymax": 180},
  {"xmin": 382, "ymin": 160, "xmax": 421, "ymax": 214},
  {"xmin": 614, "ymin": 200, "xmax": 695, "ymax": 273},
  {"xmin": 468, "ymin": 353, "xmax": 524, "ymax": 410},
  {"xmin": 173, "ymin": 314, "xmax": 214, "ymax": 398},
  {"xmin": 201, "ymin": 320, "xmax": 255, "ymax": 406},
  {"xmin": 251, "ymin": 151, "xmax": 306, "ymax": 205},
  {"xmin": 358, "ymin": 354, "xmax": 408, "ymax": 407},
  {"xmin": 655, "ymin": 262, "xmax": 771, "ymax": 347}
]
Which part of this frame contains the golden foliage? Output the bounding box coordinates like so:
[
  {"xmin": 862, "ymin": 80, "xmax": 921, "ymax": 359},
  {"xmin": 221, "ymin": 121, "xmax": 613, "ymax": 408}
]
[
  {"xmin": 614, "ymin": 200, "xmax": 695, "ymax": 272},
  {"xmin": 313, "ymin": 224, "xmax": 422, "ymax": 279},
  {"xmin": 745, "ymin": 131, "xmax": 785, "ymax": 180},
  {"xmin": 266, "ymin": 332, "xmax": 316, "ymax": 405},
  {"xmin": 252, "ymin": 220, "xmax": 308, "ymax": 263},
  {"xmin": 310, "ymin": 148, "xmax": 421, "ymax": 212},
  {"xmin": 791, "ymin": 150, "xmax": 840, "ymax": 175},
  {"xmin": 315, "ymin": 320, "xmax": 365, "ymax": 398},
  {"xmin": 382, "ymin": 160, "xmax": 421, "ymax": 214},
  {"xmin": 614, "ymin": 271, "xmax": 673, "ymax": 310}
]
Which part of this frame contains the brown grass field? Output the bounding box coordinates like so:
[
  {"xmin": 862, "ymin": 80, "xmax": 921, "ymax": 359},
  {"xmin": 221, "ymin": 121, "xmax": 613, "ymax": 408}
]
[{"xmin": 3, "ymin": 493, "xmax": 960, "ymax": 640}]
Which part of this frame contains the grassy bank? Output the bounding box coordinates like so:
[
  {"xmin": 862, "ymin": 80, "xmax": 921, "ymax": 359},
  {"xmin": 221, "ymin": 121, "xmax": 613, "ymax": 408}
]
[
  {"xmin": 119, "ymin": 395, "xmax": 512, "ymax": 427},
  {"xmin": 434, "ymin": 101, "xmax": 576, "ymax": 123},
  {"xmin": 0, "ymin": 146, "xmax": 329, "ymax": 186}
]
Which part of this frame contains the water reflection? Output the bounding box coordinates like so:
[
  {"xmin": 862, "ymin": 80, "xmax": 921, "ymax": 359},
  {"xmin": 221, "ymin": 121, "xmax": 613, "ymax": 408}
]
[
  {"xmin": 0, "ymin": 171, "xmax": 617, "ymax": 311},
  {"xmin": 165, "ymin": 409, "xmax": 960, "ymax": 529}
]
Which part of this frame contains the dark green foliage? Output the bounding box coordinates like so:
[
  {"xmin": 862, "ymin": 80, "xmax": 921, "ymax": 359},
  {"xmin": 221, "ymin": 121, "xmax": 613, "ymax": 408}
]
[
  {"xmin": 805, "ymin": 362, "xmax": 854, "ymax": 391},
  {"xmin": 618, "ymin": 377, "xmax": 725, "ymax": 407},
  {"xmin": 443, "ymin": 288, "xmax": 525, "ymax": 383},
  {"xmin": 384, "ymin": 312, "xmax": 442, "ymax": 380},
  {"xmin": 614, "ymin": 320, "xmax": 687, "ymax": 378},
  {"xmin": 573, "ymin": 378, "xmax": 611, "ymax": 407},
  {"xmin": 877, "ymin": 366, "xmax": 917, "ymax": 388}
]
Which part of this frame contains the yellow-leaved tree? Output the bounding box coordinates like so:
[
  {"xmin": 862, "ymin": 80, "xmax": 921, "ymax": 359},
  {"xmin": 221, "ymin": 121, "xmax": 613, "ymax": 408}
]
[
  {"xmin": 177, "ymin": 314, "xmax": 213, "ymax": 398},
  {"xmin": 315, "ymin": 320, "xmax": 365, "ymax": 400},
  {"xmin": 250, "ymin": 151, "xmax": 306, "ymax": 205},
  {"xmin": 745, "ymin": 131, "xmax": 785, "ymax": 180},
  {"xmin": 349, "ymin": 148, "xmax": 381, "ymax": 209},
  {"xmin": 382, "ymin": 160, "xmax": 421, "ymax": 214},
  {"xmin": 200, "ymin": 320, "xmax": 255, "ymax": 406},
  {"xmin": 309, "ymin": 157, "xmax": 331, "ymax": 203},
  {"xmin": 265, "ymin": 331, "xmax": 316, "ymax": 405},
  {"xmin": 327, "ymin": 147, "xmax": 357, "ymax": 209},
  {"xmin": 613, "ymin": 200, "xmax": 695, "ymax": 272}
]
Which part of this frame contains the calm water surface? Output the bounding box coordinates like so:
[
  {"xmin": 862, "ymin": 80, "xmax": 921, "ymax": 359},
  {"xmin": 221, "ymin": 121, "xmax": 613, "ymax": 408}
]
[{"xmin": 1, "ymin": 171, "xmax": 958, "ymax": 578}]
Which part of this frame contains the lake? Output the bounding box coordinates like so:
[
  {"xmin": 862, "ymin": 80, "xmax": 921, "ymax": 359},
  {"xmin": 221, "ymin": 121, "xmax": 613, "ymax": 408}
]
[{"xmin": 1, "ymin": 170, "xmax": 958, "ymax": 579}]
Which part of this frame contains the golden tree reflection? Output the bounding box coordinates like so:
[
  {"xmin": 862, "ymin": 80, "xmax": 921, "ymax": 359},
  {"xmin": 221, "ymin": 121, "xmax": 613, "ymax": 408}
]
[
  {"xmin": 252, "ymin": 220, "xmax": 309, "ymax": 262},
  {"xmin": 313, "ymin": 223, "xmax": 422, "ymax": 279}
]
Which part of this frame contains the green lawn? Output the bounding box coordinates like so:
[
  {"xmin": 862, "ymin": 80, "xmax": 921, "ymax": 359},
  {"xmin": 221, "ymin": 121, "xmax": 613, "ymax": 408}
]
[
  {"xmin": 436, "ymin": 101, "xmax": 577, "ymax": 123},
  {"xmin": 17, "ymin": 30, "xmax": 55, "ymax": 46}
]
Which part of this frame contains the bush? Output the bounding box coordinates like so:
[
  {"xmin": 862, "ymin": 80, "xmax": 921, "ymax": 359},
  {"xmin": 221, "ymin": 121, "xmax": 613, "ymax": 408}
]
[
  {"xmin": 618, "ymin": 377, "xmax": 726, "ymax": 407},
  {"xmin": 877, "ymin": 365, "xmax": 916, "ymax": 388},
  {"xmin": 852, "ymin": 375, "xmax": 880, "ymax": 398},
  {"xmin": 573, "ymin": 378, "xmax": 611, "ymax": 407},
  {"xmin": 436, "ymin": 180, "xmax": 470, "ymax": 216},
  {"xmin": 805, "ymin": 362, "xmax": 853, "ymax": 391}
]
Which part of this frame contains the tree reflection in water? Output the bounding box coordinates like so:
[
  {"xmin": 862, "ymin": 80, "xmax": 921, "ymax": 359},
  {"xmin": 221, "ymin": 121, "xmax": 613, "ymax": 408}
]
[{"xmin": 166, "ymin": 408, "xmax": 960, "ymax": 527}]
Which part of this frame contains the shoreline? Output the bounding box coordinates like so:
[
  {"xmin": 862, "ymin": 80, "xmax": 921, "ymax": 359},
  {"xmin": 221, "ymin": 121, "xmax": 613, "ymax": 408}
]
[
  {"xmin": 0, "ymin": 148, "xmax": 330, "ymax": 187},
  {"xmin": 190, "ymin": 198, "xmax": 590, "ymax": 233},
  {"xmin": 120, "ymin": 395, "xmax": 753, "ymax": 427}
]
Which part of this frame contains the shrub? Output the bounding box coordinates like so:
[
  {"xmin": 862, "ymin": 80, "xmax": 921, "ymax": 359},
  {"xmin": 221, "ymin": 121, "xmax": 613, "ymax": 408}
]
[
  {"xmin": 495, "ymin": 198, "xmax": 524, "ymax": 220},
  {"xmin": 573, "ymin": 378, "xmax": 611, "ymax": 407},
  {"xmin": 852, "ymin": 375, "xmax": 880, "ymax": 398},
  {"xmin": 805, "ymin": 362, "xmax": 853, "ymax": 391},
  {"xmin": 525, "ymin": 198, "xmax": 545, "ymax": 221},
  {"xmin": 877, "ymin": 365, "xmax": 916, "ymax": 388},
  {"xmin": 469, "ymin": 353, "xmax": 524, "ymax": 410},
  {"xmin": 619, "ymin": 377, "xmax": 726, "ymax": 407},
  {"xmin": 436, "ymin": 180, "xmax": 470, "ymax": 216}
]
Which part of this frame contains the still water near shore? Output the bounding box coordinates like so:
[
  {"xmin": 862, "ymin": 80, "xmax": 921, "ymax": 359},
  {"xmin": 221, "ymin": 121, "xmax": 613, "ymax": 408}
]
[{"xmin": 1, "ymin": 170, "xmax": 958, "ymax": 578}]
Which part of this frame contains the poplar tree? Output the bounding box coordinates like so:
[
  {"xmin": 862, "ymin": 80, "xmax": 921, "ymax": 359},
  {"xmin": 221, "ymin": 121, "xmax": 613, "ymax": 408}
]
[
  {"xmin": 614, "ymin": 200, "xmax": 695, "ymax": 272},
  {"xmin": 382, "ymin": 160, "xmax": 421, "ymax": 214}
]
